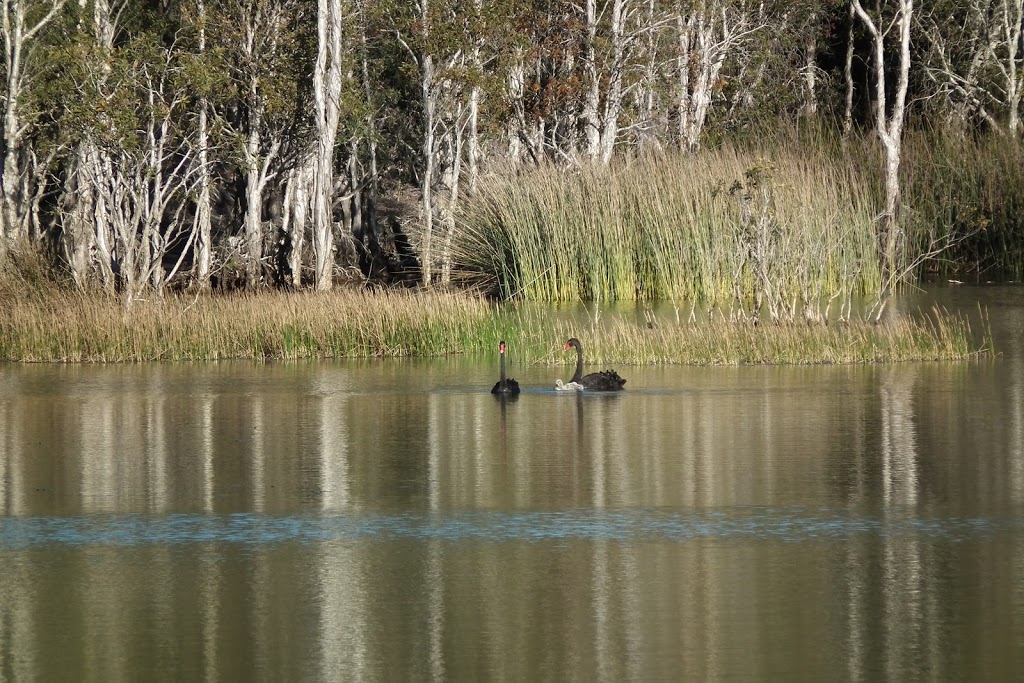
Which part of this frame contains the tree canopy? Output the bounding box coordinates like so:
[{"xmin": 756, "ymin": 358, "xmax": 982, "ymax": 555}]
[{"xmin": 1, "ymin": 0, "xmax": 1021, "ymax": 296}]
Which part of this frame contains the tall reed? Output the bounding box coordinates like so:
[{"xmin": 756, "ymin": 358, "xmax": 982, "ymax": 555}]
[
  {"xmin": 900, "ymin": 130, "xmax": 1024, "ymax": 277},
  {"xmin": 452, "ymin": 145, "xmax": 881, "ymax": 305},
  {"xmin": 778, "ymin": 125, "xmax": 1024, "ymax": 279}
]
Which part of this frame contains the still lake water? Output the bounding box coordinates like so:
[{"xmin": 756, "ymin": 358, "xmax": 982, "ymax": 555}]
[{"xmin": 1, "ymin": 285, "xmax": 1023, "ymax": 681}]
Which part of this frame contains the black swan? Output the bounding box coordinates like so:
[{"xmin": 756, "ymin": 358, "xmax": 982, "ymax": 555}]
[
  {"xmin": 491, "ymin": 340, "xmax": 521, "ymax": 395},
  {"xmin": 564, "ymin": 338, "xmax": 626, "ymax": 391}
]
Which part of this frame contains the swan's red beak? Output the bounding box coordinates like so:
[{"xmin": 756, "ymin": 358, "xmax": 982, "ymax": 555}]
[
  {"xmin": 564, "ymin": 342, "xmax": 570, "ymax": 351},
  {"xmin": 499, "ymin": 342, "xmax": 506, "ymax": 353}
]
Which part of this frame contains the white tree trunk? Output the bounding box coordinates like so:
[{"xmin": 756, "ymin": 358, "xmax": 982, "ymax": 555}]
[
  {"xmin": 995, "ymin": 0, "xmax": 1024, "ymax": 134},
  {"xmin": 239, "ymin": 3, "xmax": 286, "ymax": 289},
  {"xmin": 677, "ymin": 12, "xmax": 691, "ymax": 148},
  {"xmin": 244, "ymin": 125, "xmax": 265, "ymax": 288},
  {"xmin": 0, "ymin": 0, "xmax": 67, "ymax": 244},
  {"xmin": 75, "ymin": 0, "xmax": 116, "ymax": 292},
  {"xmin": 312, "ymin": 0, "xmax": 344, "ymax": 291},
  {"xmin": 636, "ymin": 0, "xmax": 659, "ymax": 149},
  {"xmin": 417, "ymin": 0, "xmax": 437, "ymax": 285},
  {"xmin": 62, "ymin": 152, "xmax": 94, "ymax": 288},
  {"xmin": 467, "ymin": 0, "xmax": 482, "ymax": 193},
  {"xmin": 581, "ymin": 0, "xmax": 637, "ymax": 164},
  {"xmin": 85, "ymin": 144, "xmax": 116, "ymax": 292},
  {"xmin": 507, "ymin": 53, "xmax": 528, "ymax": 164},
  {"xmin": 440, "ymin": 98, "xmax": 464, "ymax": 286},
  {"xmin": 802, "ymin": 14, "xmax": 818, "ymax": 117},
  {"xmin": 421, "ymin": 53, "xmax": 436, "ymax": 285},
  {"xmin": 598, "ymin": 0, "xmax": 628, "ymax": 165},
  {"xmin": 852, "ymin": 0, "xmax": 913, "ymax": 284},
  {"xmin": 843, "ymin": 1, "xmax": 855, "ymax": 135},
  {"xmin": 283, "ymin": 161, "xmax": 312, "ymax": 289},
  {"xmin": 676, "ymin": 0, "xmax": 743, "ymax": 154},
  {"xmin": 584, "ymin": 0, "xmax": 601, "ymax": 160},
  {"xmin": 194, "ymin": 0, "xmax": 212, "ymax": 292},
  {"xmin": 357, "ymin": 1, "xmax": 379, "ymax": 270}
]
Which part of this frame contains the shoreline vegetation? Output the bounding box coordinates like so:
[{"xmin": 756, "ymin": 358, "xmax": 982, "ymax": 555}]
[
  {"xmin": 0, "ymin": 135, "xmax": 1003, "ymax": 365},
  {"xmin": 0, "ymin": 3, "xmax": 1021, "ymax": 365},
  {"xmin": 0, "ymin": 285, "xmax": 991, "ymax": 365}
]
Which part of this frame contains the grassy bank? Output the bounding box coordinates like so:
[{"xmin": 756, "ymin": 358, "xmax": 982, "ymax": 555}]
[
  {"xmin": 0, "ymin": 286, "xmax": 990, "ymax": 364},
  {"xmin": 0, "ymin": 287, "xmax": 493, "ymax": 362}
]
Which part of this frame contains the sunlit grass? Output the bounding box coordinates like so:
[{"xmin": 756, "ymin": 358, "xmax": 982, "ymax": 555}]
[
  {"xmin": 0, "ymin": 288, "xmax": 494, "ymax": 362},
  {"xmin": 452, "ymin": 144, "xmax": 881, "ymax": 304},
  {"xmin": 0, "ymin": 285, "xmax": 990, "ymax": 364}
]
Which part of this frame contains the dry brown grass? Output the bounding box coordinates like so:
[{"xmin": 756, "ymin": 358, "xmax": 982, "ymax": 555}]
[{"xmin": 0, "ymin": 259, "xmax": 988, "ymax": 364}]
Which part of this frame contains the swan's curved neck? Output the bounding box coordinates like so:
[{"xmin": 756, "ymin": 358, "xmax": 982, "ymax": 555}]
[
  {"xmin": 570, "ymin": 344, "xmax": 583, "ymax": 383},
  {"xmin": 499, "ymin": 350, "xmax": 507, "ymax": 389}
]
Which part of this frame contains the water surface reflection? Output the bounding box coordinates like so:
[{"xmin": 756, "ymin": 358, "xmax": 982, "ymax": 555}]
[{"xmin": 1, "ymin": 287, "xmax": 1023, "ymax": 679}]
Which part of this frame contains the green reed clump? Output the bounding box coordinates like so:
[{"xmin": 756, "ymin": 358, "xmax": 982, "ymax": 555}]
[{"xmin": 452, "ymin": 145, "xmax": 880, "ymax": 305}]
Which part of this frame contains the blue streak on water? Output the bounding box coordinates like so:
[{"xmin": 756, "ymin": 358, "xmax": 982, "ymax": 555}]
[{"xmin": 0, "ymin": 509, "xmax": 1016, "ymax": 549}]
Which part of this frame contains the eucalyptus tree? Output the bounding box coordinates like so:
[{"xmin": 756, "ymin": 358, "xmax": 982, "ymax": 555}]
[
  {"xmin": 190, "ymin": 0, "xmax": 212, "ymax": 290},
  {"xmin": 344, "ymin": 0, "xmax": 381, "ymax": 274},
  {"xmin": 68, "ymin": 26, "xmax": 204, "ymax": 302},
  {"xmin": 851, "ymin": 0, "xmax": 914, "ymax": 289},
  {"xmin": 0, "ymin": 0, "xmax": 69, "ymax": 249},
  {"xmin": 395, "ymin": 0, "xmax": 438, "ymax": 285},
  {"xmin": 672, "ymin": 0, "xmax": 766, "ymax": 154},
  {"xmin": 842, "ymin": 0, "xmax": 855, "ymax": 133},
  {"xmin": 146, "ymin": 0, "xmax": 222, "ymax": 293},
  {"xmin": 498, "ymin": 3, "xmax": 581, "ymax": 164},
  {"xmin": 330, "ymin": 0, "xmax": 414, "ymax": 282},
  {"xmin": 204, "ymin": 0, "xmax": 308, "ymax": 289},
  {"xmin": 392, "ymin": 0, "xmax": 488, "ymax": 285},
  {"xmin": 466, "ymin": 0, "xmax": 485, "ymax": 192},
  {"xmin": 920, "ymin": 0, "xmax": 1024, "ymax": 136},
  {"xmin": 583, "ymin": 0, "xmax": 667, "ymax": 164},
  {"xmin": 308, "ymin": 0, "xmax": 344, "ymax": 290},
  {"xmin": 282, "ymin": 0, "xmax": 383, "ymax": 290},
  {"xmin": 499, "ymin": 0, "xmax": 665, "ymax": 164},
  {"xmin": 433, "ymin": 0, "xmax": 521, "ymax": 281},
  {"xmin": 783, "ymin": 0, "xmax": 843, "ymax": 119},
  {"xmin": 57, "ymin": 0, "xmax": 121, "ymax": 291}
]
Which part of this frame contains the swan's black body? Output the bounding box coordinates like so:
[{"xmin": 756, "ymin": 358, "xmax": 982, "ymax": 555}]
[
  {"xmin": 491, "ymin": 341, "xmax": 521, "ymax": 395},
  {"xmin": 565, "ymin": 338, "xmax": 626, "ymax": 391}
]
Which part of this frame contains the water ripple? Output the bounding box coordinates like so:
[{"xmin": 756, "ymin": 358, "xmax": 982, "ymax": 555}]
[{"xmin": 0, "ymin": 509, "xmax": 1018, "ymax": 548}]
